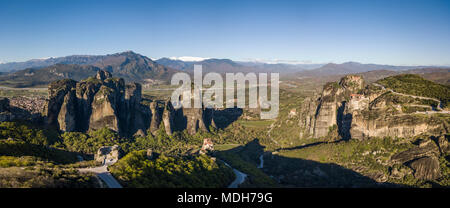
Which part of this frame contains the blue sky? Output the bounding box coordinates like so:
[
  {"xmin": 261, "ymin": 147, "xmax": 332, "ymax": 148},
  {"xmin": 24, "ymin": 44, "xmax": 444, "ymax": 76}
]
[{"xmin": 0, "ymin": 0, "xmax": 449, "ymax": 65}]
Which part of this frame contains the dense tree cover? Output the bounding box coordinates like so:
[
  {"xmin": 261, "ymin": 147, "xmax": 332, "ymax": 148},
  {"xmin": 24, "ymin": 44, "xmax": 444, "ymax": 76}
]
[
  {"xmin": 0, "ymin": 121, "xmax": 60, "ymax": 146},
  {"xmin": 0, "ymin": 122, "xmax": 79, "ymax": 164},
  {"xmin": 0, "ymin": 140, "xmax": 78, "ymax": 164},
  {"xmin": 377, "ymin": 74, "xmax": 450, "ymax": 108},
  {"xmin": 61, "ymin": 127, "xmax": 126, "ymax": 154},
  {"xmin": 109, "ymin": 150, "xmax": 235, "ymax": 188},
  {"xmin": 0, "ymin": 166, "xmax": 100, "ymax": 188},
  {"xmin": 0, "ymin": 156, "xmax": 36, "ymax": 167},
  {"xmin": 129, "ymin": 124, "xmax": 206, "ymax": 155}
]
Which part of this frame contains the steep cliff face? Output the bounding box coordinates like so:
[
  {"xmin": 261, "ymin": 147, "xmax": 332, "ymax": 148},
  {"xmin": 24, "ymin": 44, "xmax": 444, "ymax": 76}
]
[
  {"xmin": 46, "ymin": 70, "xmax": 149, "ymax": 136},
  {"xmin": 162, "ymin": 101, "xmax": 174, "ymax": 135},
  {"xmin": 46, "ymin": 71, "xmax": 216, "ymax": 136},
  {"xmin": 57, "ymin": 89, "xmax": 77, "ymax": 132},
  {"xmin": 389, "ymin": 136, "xmax": 448, "ymax": 180},
  {"xmin": 149, "ymin": 101, "xmax": 162, "ymax": 134},
  {"xmin": 298, "ymin": 75, "xmax": 448, "ymax": 140},
  {"xmin": 89, "ymin": 85, "xmax": 121, "ymax": 132},
  {"xmin": 46, "ymin": 79, "xmax": 77, "ymax": 127},
  {"xmin": 299, "ymin": 75, "xmax": 364, "ymax": 139}
]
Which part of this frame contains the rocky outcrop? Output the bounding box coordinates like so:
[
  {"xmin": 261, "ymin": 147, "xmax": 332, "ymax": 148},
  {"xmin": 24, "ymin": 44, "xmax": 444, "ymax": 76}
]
[
  {"xmin": 298, "ymin": 75, "xmax": 448, "ymax": 140},
  {"xmin": 149, "ymin": 101, "xmax": 162, "ymax": 134},
  {"xmin": 408, "ymin": 156, "xmax": 441, "ymax": 180},
  {"xmin": 436, "ymin": 135, "xmax": 450, "ymax": 155},
  {"xmin": 89, "ymin": 85, "xmax": 121, "ymax": 132},
  {"xmin": 184, "ymin": 106, "xmax": 208, "ymax": 135},
  {"xmin": 298, "ymin": 75, "xmax": 364, "ymax": 139},
  {"xmin": 95, "ymin": 145, "xmax": 122, "ymax": 165},
  {"xmin": 46, "ymin": 71, "xmax": 149, "ymax": 136},
  {"xmin": 388, "ymin": 137, "xmax": 445, "ymax": 180},
  {"xmin": 349, "ymin": 113, "xmax": 444, "ymax": 140},
  {"xmin": 46, "ymin": 71, "xmax": 216, "ymax": 136},
  {"xmin": 46, "ymin": 79, "xmax": 77, "ymax": 127},
  {"xmin": 57, "ymin": 90, "xmax": 77, "ymax": 132},
  {"xmin": 391, "ymin": 139, "xmax": 440, "ymax": 164},
  {"xmin": 162, "ymin": 101, "xmax": 174, "ymax": 135}
]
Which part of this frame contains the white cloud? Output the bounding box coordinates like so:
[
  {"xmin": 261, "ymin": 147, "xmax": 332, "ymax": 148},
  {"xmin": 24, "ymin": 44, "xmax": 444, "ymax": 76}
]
[
  {"xmin": 32, "ymin": 57, "xmax": 53, "ymax": 61},
  {"xmin": 169, "ymin": 56, "xmax": 210, "ymax": 62}
]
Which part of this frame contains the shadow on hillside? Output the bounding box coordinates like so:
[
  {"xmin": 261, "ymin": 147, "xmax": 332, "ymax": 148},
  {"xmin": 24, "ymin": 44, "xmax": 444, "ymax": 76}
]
[
  {"xmin": 217, "ymin": 138, "xmax": 405, "ymax": 188},
  {"xmin": 210, "ymin": 107, "xmax": 243, "ymax": 129},
  {"xmin": 275, "ymin": 141, "xmax": 327, "ymax": 151},
  {"xmin": 275, "ymin": 139, "xmax": 346, "ymax": 152},
  {"xmin": 8, "ymin": 106, "xmax": 45, "ymax": 123},
  {"xmin": 0, "ymin": 141, "xmax": 85, "ymax": 164}
]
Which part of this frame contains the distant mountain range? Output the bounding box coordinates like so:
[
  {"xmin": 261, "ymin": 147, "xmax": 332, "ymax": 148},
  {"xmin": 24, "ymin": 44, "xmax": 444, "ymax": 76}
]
[
  {"xmin": 0, "ymin": 51, "xmax": 447, "ymax": 88},
  {"xmin": 295, "ymin": 62, "xmax": 434, "ymax": 77},
  {"xmin": 0, "ymin": 51, "xmax": 177, "ymax": 87},
  {"xmin": 155, "ymin": 57, "xmax": 321, "ymax": 73}
]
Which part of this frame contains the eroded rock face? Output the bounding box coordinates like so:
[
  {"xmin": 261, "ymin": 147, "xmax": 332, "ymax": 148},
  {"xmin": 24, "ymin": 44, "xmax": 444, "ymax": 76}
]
[
  {"xmin": 96, "ymin": 70, "xmax": 112, "ymax": 80},
  {"xmin": 162, "ymin": 100, "xmax": 174, "ymax": 135},
  {"xmin": 46, "ymin": 79, "xmax": 77, "ymax": 127},
  {"xmin": 95, "ymin": 145, "xmax": 122, "ymax": 165},
  {"xmin": 391, "ymin": 139, "xmax": 440, "ymax": 164},
  {"xmin": 349, "ymin": 114, "xmax": 443, "ymax": 140},
  {"xmin": 149, "ymin": 101, "xmax": 162, "ymax": 134},
  {"xmin": 57, "ymin": 90, "xmax": 77, "ymax": 132},
  {"xmin": 46, "ymin": 70, "xmax": 215, "ymax": 136},
  {"xmin": 297, "ymin": 75, "xmax": 448, "ymax": 140},
  {"xmin": 184, "ymin": 106, "xmax": 208, "ymax": 135},
  {"xmin": 298, "ymin": 75, "xmax": 364, "ymax": 139},
  {"xmin": 436, "ymin": 135, "xmax": 450, "ymax": 154},
  {"xmin": 89, "ymin": 85, "xmax": 120, "ymax": 132},
  {"xmin": 46, "ymin": 70, "xmax": 149, "ymax": 136},
  {"xmin": 409, "ymin": 157, "xmax": 441, "ymax": 180},
  {"xmin": 388, "ymin": 137, "xmax": 444, "ymax": 180}
]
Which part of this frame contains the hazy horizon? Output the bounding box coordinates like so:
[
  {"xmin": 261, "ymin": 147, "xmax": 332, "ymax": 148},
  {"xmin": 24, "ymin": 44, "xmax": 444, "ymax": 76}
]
[{"xmin": 1, "ymin": 50, "xmax": 449, "ymax": 67}]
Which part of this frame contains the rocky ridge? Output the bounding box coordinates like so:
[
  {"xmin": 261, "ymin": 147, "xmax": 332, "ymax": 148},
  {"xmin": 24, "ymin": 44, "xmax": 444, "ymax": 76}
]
[
  {"xmin": 45, "ymin": 71, "xmax": 214, "ymax": 136},
  {"xmin": 298, "ymin": 75, "xmax": 449, "ymax": 141}
]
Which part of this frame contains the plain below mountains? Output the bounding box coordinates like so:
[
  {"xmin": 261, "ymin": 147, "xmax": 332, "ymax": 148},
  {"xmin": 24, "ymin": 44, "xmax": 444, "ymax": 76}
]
[{"xmin": 0, "ymin": 51, "xmax": 177, "ymax": 88}]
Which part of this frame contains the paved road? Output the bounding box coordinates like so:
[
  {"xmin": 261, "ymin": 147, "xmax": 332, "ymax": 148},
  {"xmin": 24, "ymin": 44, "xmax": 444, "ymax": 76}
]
[
  {"xmin": 258, "ymin": 155, "xmax": 264, "ymax": 169},
  {"xmin": 222, "ymin": 161, "xmax": 248, "ymax": 188},
  {"xmin": 374, "ymin": 82, "xmax": 448, "ymax": 113},
  {"xmin": 78, "ymin": 165, "xmax": 122, "ymax": 188}
]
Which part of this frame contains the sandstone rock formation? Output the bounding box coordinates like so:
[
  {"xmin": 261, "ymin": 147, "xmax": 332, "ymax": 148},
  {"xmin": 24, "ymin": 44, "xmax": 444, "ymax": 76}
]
[
  {"xmin": 46, "ymin": 71, "xmax": 150, "ymax": 136},
  {"xmin": 388, "ymin": 135, "xmax": 448, "ymax": 180},
  {"xmin": 298, "ymin": 75, "xmax": 449, "ymax": 141},
  {"xmin": 95, "ymin": 145, "xmax": 123, "ymax": 165},
  {"xmin": 409, "ymin": 156, "xmax": 441, "ymax": 180},
  {"xmin": 45, "ymin": 71, "xmax": 217, "ymax": 136},
  {"xmin": 298, "ymin": 75, "xmax": 364, "ymax": 139}
]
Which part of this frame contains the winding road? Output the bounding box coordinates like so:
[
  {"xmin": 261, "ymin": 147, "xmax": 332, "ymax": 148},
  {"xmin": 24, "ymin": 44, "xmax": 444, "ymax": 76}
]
[
  {"xmin": 258, "ymin": 155, "xmax": 264, "ymax": 169},
  {"xmin": 222, "ymin": 154, "xmax": 265, "ymax": 188},
  {"xmin": 373, "ymin": 82, "xmax": 449, "ymax": 114},
  {"xmin": 222, "ymin": 161, "xmax": 248, "ymax": 188},
  {"xmin": 78, "ymin": 162, "xmax": 122, "ymax": 188}
]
